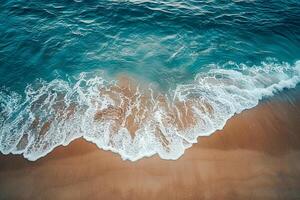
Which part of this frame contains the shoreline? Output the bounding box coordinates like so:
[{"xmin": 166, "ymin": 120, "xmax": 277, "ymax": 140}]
[
  {"xmin": 2, "ymin": 62, "xmax": 299, "ymax": 162},
  {"xmin": 0, "ymin": 86, "xmax": 300, "ymax": 199}
]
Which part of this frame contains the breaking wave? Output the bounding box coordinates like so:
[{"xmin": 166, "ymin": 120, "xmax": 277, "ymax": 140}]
[{"xmin": 1, "ymin": 60, "xmax": 300, "ymax": 161}]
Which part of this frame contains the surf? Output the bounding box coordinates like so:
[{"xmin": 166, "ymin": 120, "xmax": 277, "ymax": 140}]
[{"xmin": 1, "ymin": 60, "xmax": 299, "ymax": 161}]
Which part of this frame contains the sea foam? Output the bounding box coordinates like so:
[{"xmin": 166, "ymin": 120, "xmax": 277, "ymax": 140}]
[{"xmin": 0, "ymin": 60, "xmax": 300, "ymax": 161}]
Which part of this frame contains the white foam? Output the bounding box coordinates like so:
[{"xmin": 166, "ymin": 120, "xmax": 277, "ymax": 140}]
[{"xmin": 0, "ymin": 60, "xmax": 299, "ymax": 161}]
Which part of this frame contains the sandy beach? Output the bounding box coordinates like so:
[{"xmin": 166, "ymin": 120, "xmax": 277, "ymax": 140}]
[
  {"xmin": 0, "ymin": 87, "xmax": 299, "ymax": 200},
  {"xmin": 1, "ymin": 0, "xmax": 300, "ymax": 199}
]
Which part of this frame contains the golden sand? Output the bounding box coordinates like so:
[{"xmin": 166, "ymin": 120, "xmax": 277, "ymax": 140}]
[{"xmin": 0, "ymin": 87, "xmax": 300, "ymax": 200}]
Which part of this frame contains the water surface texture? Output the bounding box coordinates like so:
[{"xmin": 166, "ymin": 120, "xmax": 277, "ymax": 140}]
[{"xmin": 1, "ymin": 0, "xmax": 300, "ymax": 161}]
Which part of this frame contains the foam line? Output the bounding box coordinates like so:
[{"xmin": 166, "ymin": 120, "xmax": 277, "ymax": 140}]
[{"xmin": 0, "ymin": 60, "xmax": 299, "ymax": 161}]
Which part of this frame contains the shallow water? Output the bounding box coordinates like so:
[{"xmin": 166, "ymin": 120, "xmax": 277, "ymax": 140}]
[{"xmin": 0, "ymin": 0, "xmax": 300, "ymax": 161}]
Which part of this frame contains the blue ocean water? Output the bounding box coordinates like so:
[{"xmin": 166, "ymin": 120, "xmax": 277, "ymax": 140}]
[{"xmin": 0, "ymin": 0, "xmax": 300, "ymax": 161}]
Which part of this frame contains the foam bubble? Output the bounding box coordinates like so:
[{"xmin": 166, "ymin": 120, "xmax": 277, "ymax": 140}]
[{"xmin": 0, "ymin": 61, "xmax": 299, "ymax": 161}]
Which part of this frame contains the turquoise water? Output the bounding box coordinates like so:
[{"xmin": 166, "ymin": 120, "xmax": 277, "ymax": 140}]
[{"xmin": 1, "ymin": 0, "xmax": 300, "ymax": 161}]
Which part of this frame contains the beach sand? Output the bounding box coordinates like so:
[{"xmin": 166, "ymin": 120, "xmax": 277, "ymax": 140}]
[{"xmin": 0, "ymin": 87, "xmax": 300, "ymax": 200}]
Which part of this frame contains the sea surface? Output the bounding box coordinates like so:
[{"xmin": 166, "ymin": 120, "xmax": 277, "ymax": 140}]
[{"xmin": 0, "ymin": 0, "xmax": 300, "ymax": 161}]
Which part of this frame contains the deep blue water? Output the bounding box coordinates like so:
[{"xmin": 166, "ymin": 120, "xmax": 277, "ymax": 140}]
[
  {"xmin": 0, "ymin": 0, "xmax": 300, "ymax": 161},
  {"xmin": 1, "ymin": 0, "xmax": 300, "ymax": 91}
]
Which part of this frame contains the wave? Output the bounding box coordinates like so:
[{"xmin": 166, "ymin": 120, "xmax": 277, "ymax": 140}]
[{"xmin": 1, "ymin": 60, "xmax": 300, "ymax": 161}]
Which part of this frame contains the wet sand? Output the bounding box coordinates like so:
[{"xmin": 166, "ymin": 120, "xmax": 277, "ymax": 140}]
[{"xmin": 0, "ymin": 87, "xmax": 300, "ymax": 200}]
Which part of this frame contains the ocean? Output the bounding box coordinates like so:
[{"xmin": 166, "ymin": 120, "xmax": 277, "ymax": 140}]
[{"xmin": 0, "ymin": 0, "xmax": 300, "ymax": 161}]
